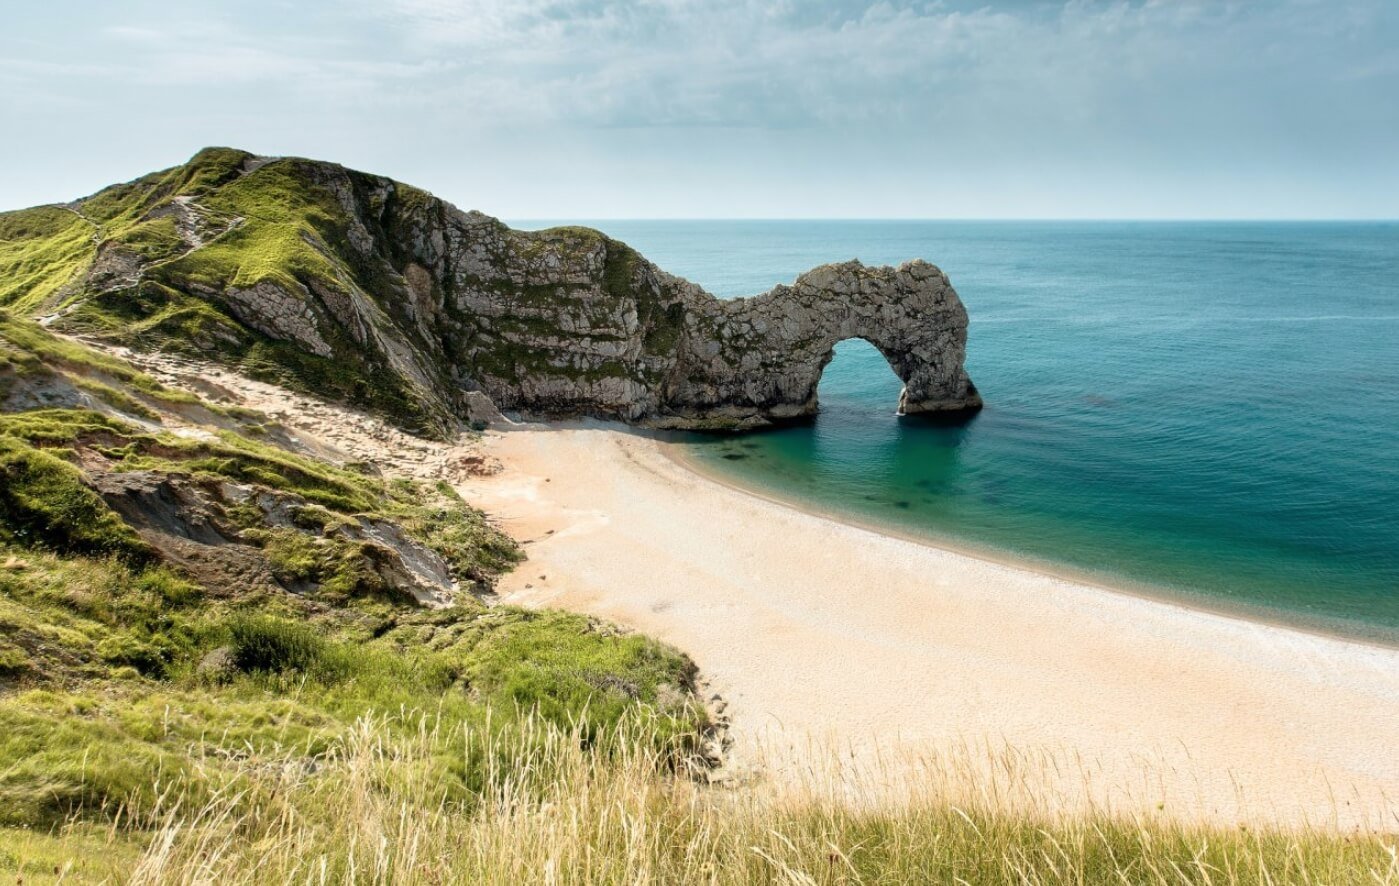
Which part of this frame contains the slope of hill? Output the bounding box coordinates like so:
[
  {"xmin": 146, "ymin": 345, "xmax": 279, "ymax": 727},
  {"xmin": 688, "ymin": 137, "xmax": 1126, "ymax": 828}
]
[
  {"xmin": 2, "ymin": 148, "xmax": 478, "ymax": 435},
  {"xmin": 0, "ymin": 148, "xmax": 979, "ymax": 435},
  {"xmin": 0, "ymin": 313, "xmax": 710, "ymax": 839}
]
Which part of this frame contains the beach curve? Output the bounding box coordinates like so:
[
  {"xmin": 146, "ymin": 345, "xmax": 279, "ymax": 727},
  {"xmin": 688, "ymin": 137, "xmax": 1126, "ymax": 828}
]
[{"xmin": 458, "ymin": 422, "xmax": 1399, "ymax": 831}]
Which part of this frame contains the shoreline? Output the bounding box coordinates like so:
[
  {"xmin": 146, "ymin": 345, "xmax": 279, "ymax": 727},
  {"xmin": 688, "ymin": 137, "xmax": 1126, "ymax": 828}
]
[
  {"xmin": 666, "ymin": 442, "xmax": 1399, "ymax": 654},
  {"xmin": 461, "ymin": 422, "xmax": 1399, "ymax": 830}
]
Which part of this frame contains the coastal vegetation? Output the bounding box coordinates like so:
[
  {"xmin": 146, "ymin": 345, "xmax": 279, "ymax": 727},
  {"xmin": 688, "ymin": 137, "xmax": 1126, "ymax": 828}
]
[
  {"xmin": 3, "ymin": 709, "xmax": 1397, "ymax": 883},
  {"xmin": 1, "ymin": 305, "xmax": 1393, "ymax": 886},
  {"xmin": 0, "ymin": 314, "xmax": 708, "ymax": 869},
  {"xmin": 0, "ymin": 156, "xmax": 1394, "ymax": 883}
]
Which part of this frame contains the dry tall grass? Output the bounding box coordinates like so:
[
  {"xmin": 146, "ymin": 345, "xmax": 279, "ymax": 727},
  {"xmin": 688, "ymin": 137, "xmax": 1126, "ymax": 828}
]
[{"xmin": 98, "ymin": 712, "xmax": 1398, "ymax": 885}]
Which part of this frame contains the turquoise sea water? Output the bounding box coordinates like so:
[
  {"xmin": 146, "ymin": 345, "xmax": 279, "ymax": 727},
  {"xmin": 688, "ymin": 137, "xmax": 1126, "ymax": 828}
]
[{"xmin": 520, "ymin": 221, "xmax": 1399, "ymax": 643}]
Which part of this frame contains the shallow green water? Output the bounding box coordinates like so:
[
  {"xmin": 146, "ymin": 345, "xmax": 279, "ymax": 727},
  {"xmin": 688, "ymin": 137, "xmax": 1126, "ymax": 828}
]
[{"xmin": 521, "ymin": 220, "xmax": 1399, "ymax": 642}]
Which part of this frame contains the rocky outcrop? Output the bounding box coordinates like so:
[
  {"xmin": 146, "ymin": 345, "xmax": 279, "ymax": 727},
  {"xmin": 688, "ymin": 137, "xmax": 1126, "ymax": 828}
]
[
  {"xmin": 30, "ymin": 148, "xmax": 981, "ymax": 431},
  {"xmin": 643, "ymin": 259, "xmax": 979, "ymax": 428},
  {"xmin": 88, "ymin": 470, "xmax": 459, "ymax": 607},
  {"xmin": 222, "ymin": 281, "xmax": 335, "ymax": 359}
]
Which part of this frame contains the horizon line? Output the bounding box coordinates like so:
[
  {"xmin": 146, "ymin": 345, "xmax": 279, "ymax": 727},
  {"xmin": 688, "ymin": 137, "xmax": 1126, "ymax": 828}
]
[{"xmin": 505, "ymin": 217, "xmax": 1399, "ymax": 224}]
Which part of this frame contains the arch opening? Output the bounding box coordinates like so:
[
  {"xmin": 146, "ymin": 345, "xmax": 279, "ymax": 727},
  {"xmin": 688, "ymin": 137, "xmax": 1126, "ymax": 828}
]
[{"xmin": 815, "ymin": 337, "xmax": 907, "ymax": 419}]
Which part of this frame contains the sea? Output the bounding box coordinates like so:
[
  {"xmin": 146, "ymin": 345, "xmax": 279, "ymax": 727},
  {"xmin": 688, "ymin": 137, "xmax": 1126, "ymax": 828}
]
[{"xmin": 513, "ymin": 220, "xmax": 1399, "ymax": 644}]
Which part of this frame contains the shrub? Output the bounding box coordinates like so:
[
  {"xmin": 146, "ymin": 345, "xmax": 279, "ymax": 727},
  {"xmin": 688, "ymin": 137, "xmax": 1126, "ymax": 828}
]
[{"xmin": 228, "ymin": 616, "xmax": 328, "ymax": 676}]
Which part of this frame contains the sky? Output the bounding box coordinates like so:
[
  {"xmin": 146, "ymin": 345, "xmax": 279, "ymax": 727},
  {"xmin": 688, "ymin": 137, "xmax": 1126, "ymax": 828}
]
[{"xmin": 2, "ymin": 0, "xmax": 1397, "ymax": 219}]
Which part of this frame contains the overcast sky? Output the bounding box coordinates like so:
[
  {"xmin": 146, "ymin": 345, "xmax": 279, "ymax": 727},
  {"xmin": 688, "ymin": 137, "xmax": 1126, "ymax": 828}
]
[{"xmin": 3, "ymin": 1, "xmax": 1396, "ymax": 218}]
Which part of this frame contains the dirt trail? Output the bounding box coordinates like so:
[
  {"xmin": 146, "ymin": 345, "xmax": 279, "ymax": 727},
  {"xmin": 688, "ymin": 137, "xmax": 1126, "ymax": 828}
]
[{"xmin": 106, "ymin": 346, "xmax": 500, "ymax": 486}]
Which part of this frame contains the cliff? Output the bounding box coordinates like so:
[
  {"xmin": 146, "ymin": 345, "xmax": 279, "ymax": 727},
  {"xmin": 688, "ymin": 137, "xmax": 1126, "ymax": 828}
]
[{"xmin": 0, "ymin": 148, "xmax": 980, "ymax": 434}]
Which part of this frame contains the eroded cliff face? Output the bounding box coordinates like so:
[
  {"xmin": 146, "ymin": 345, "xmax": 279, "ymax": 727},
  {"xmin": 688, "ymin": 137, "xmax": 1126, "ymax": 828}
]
[
  {"xmin": 388, "ymin": 202, "xmax": 981, "ymax": 429},
  {"xmin": 7, "ymin": 148, "xmax": 981, "ymax": 432}
]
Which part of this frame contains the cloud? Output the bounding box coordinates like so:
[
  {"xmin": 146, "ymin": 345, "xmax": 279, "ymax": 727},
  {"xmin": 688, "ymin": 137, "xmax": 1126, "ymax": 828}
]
[
  {"xmin": 0, "ymin": 0, "xmax": 1394, "ymax": 216},
  {"xmin": 345, "ymin": 0, "xmax": 1397, "ymax": 144},
  {"xmin": 11, "ymin": 0, "xmax": 1394, "ymax": 139}
]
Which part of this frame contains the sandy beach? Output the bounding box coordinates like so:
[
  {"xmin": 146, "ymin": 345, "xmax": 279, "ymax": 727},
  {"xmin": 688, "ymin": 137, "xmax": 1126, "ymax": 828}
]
[
  {"xmin": 459, "ymin": 423, "xmax": 1399, "ymax": 831},
  {"xmin": 126, "ymin": 343, "xmax": 1399, "ymax": 831}
]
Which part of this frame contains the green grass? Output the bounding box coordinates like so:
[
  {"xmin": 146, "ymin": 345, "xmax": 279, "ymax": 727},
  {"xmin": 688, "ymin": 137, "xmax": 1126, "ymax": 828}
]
[
  {"xmin": 458, "ymin": 609, "xmax": 698, "ymax": 743},
  {"xmin": 68, "ymin": 376, "xmax": 160, "ymax": 419},
  {"xmin": 0, "ymin": 322, "xmax": 703, "ymax": 836},
  {"xmin": 0, "ymin": 152, "xmax": 217, "ymax": 316},
  {"xmin": 163, "ymin": 146, "xmax": 253, "ymax": 198},
  {"xmin": 0, "ymin": 544, "xmax": 204, "ymax": 683},
  {"xmin": 391, "ymin": 482, "xmax": 524, "ymax": 583},
  {"xmin": 0, "ymin": 207, "xmax": 95, "ymax": 313},
  {"xmin": 0, "ymin": 406, "xmax": 377, "ymax": 511},
  {"xmin": 0, "ymin": 406, "xmax": 692, "ymax": 830},
  {"xmin": 1, "ymin": 148, "xmax": 460, "ymax": 436},
  {"xmin": 0, "ymin": 591, "xmax": 707, "ymax": 828},
  {"xmin": 0, "ymin": 310, "xmax": 199, "ymax": 407},
  {"xmin": 0, "ymin": 398, "xmax": 524, "ymax": 590},
  {"xmin": 1, "ymin": 709, "xmax": 1390, "ymax": 885},
  {"xmin": 145, "ymin": 153, "xmax": 361, "ymax": 297},
  {"xmin": 115, "ymin": 215, "xmax": 184, "ymax": 262},
  {"xmin": 0, "ymin": 823, "xmax": 140, "ymax": 884},
  {"xmin": 0, "ymin": 515, "xmax": 702, "ymax": 827},
  {"xmin": 0, "ymin": 398, "xmax": 525, "ymax": 613},
  {"xmin": 157, "ymin": 206, "xmax": 341, "ymax": 294},
  {"xmin": 0, "ymin": 436, "xmax": 151, "ymax": 563}
]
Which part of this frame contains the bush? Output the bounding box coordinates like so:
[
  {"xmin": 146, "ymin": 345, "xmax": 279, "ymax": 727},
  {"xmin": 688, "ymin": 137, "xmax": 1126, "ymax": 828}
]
[{"xmin": 228, "ymin": 616, "xmax": 328, "ymax": 676}]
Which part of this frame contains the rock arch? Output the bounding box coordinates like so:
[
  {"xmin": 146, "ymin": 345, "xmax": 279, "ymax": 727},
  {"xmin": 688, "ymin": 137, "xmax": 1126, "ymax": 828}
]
[
  {"xmin": 415, "ymin": 214, "xmax": 984, "ymax": 431},
  {"xmin": 648, "ymin": 259, "xmax": 982, "ymax": 428},
  {"xmin": 317, "ymin": 194, "xmax": 985, "ymax": 431}
]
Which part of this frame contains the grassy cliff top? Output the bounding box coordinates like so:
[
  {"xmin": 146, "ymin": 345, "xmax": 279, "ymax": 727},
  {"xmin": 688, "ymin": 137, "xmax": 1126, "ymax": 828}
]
[
  {"xmin": 0, "ymin": 313, "xmax": 708, "ymax": 837},
  {"xmin": 0, "ymin": 148, "xmax": 683, "ymax": 438},
  {"xmin": 1, "ymin": 148, "xmax": 457, "ymax": 435}
]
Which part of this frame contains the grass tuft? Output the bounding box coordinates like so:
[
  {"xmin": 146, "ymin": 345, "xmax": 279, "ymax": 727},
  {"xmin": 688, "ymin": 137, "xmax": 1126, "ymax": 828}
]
[
  {"xmin": 0, "ymin": 435, "xmax": 150, "ymax": 563},
  {"xmin": 228, "ymin": 615, "xmax": 328, "ymax": 676}
]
